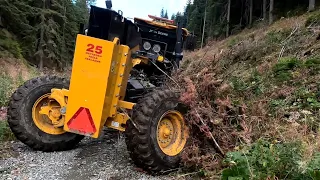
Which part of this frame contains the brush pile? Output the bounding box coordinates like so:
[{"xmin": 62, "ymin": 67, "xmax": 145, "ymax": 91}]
[{"xmin": 170, "ymin": 11, "xmax": 320, "ymax": 174}]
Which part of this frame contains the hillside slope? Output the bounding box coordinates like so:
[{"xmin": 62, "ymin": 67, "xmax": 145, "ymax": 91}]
[{"xmin": 175, "ymin": 10, "xmax": 320, "ymax": 179}]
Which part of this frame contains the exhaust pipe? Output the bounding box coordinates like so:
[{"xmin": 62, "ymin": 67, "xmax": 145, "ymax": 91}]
[{"xmin": 174, "ymin": 21, "xmax": 183, "ymax": 69}]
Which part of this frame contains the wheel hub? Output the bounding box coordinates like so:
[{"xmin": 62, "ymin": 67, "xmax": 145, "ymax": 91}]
[
  {"xmin": 163, "ymin": 127, "xmax": 170, "ymax": 137},
  {"xmin": 32, "ymin": 89, "xmax": 68, "ymax": 135},
  {"xmin": 156, "ymin": 111, "xmax": 188, "ymax": 156},
  {"xmin": 158, "ymin": 119, "xmax": 174, "ymax": 147}
]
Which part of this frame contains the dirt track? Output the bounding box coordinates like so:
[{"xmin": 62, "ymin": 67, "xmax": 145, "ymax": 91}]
[{"xmin": 0, "ymin": 129, "xmax": 175, "ymax": 180}]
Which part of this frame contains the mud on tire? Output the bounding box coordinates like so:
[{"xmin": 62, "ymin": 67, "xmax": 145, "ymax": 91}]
[
  {"xmin": 7, "ymin": 75, "xmax": 84, "ymax": 152},
  {"xmin": 124, "ymin": 89, "xmax": 189, "ymax": 174}
]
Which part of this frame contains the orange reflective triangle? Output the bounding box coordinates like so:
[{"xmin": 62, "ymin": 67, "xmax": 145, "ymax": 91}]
[{"xmin": 67, "ymin": 107, "xmax": 96, "ymax": 135}]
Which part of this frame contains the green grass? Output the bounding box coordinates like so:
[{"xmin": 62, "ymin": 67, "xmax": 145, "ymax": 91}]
[
  {"xmin": 266, "ymin": 29, "xmax": 291, "ymax": 45},
  {"xmin": 305, "ymin": 10, "xmax": 320, "ymax": 27},
  {"xmin": 0, "ymin": 70, "xmax": 14, "ymax": 107},
  {"xmin": 0, "ymin": 120, "xmax": 14, "ymax": 141},
  {"xmin": 227, "ymin": 37, "xmax": 240, "ymax": 47},
  {"xmin": 229, "ymin": 70, "xmax": 267, "ymax": 98},
  {"xmin": 221, "ymin": 140, "xmax": 320, "ymax": 180},
  {"xmin": 230, "ymin": 76, "xmax": 247, "ymax": 93},
  {"xmin": 0, "ymin": 69, "xmax": 14, "ymax": 142},
  {"xmin": 305, "ymin": 56, "xmax": 320, "ymax": 75},
  {"xmin": 0, "ymin": 29, "xmax": 22, "ymax": 59},
  {"xmin": 0, "ymin": 38, "xmax": 22, "ymax": 59}
]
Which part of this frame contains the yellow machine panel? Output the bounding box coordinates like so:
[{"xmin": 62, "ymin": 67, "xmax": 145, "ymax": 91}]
[{"xmin": 63, "ymin": 35, "xmax": 130, "ymax": 138}]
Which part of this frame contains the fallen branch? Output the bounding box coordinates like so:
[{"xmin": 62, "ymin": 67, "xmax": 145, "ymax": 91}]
[
  {"xmin": 177, "ymin": 170, "xmax": 201, "ymax": 178},
  {"xmin": 195, "ymin": 109, "xmax": 225, "ymax": 155},
  {"xmin": 278, "ymin": 25, "xmax": 299, "ymax": 60}
]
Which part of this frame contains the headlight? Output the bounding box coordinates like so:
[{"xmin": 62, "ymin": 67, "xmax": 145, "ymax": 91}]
[
  {"xmin": 153, "ymin": 44, "xmax": 161, "ymax": 53},
  {"xmin": 143, "ymin": 41, "xmax": 151, "ymax": 50}
]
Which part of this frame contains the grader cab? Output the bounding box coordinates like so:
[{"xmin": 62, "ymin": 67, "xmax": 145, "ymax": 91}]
[{"xmin": 6, "ymin": 5, "xmax": 190, "ymax": 174}]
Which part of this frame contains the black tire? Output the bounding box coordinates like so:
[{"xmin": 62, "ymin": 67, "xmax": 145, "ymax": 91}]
[
  {"xmin": 7, "ymin": 75, "xmax": 84, "ymax": 152},
  {"xmin": 124, "ymin": 89, "xmax": 189, "ymax": 174}
]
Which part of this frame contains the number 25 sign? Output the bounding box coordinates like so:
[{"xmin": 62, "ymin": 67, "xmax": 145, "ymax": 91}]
[{"xmin": 86, "ymin": 44, "xmax": 103, "ymax": 54}]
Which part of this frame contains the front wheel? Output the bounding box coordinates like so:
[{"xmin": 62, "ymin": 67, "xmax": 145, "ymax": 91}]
[
  {"xmin": 7, "ymin": 76, "xmax": 84, "ymax": 152},
  {"xmin": 124, "ymin": 89, "xmax": 189, "ymax": 174}
]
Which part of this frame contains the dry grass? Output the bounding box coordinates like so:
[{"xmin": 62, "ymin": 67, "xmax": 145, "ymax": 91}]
[
  {"xmin": 170, "ymin": 11, "xmax": 320, "ymax": 175},
  {"xmin": 0, "ymin": 58, "xmax": 40, "ymax": 141}
]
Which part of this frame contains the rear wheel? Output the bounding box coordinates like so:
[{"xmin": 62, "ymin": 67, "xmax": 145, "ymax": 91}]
[
  {"xmin": 7, "ymin": 76, "xmax": 84, "ymax": 152},
  {"xmin": 124, "ymin": 89, "xmax": 189, "ymax": 174}
]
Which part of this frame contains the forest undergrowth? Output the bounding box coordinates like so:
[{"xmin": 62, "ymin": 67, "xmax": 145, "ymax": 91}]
[{"xmin": 172, "ymin": 10, "xmax": 320, "ymax": 179}]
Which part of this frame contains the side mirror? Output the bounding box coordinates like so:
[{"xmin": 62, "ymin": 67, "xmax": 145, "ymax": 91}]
[{"xmin": 106, "ymin": 0, "xmax": 112, "ymax": 9}]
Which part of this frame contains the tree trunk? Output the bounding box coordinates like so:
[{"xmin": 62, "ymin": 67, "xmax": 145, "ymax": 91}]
[
  {"xmin": 263, "ymin": 0, "xmax": 267, "ymax": 20},
  {"xmin": 249, "ymin": 0, "xmax": 253, "ymax": 27},
  {"xmin": 269, "ymin": 0, "xmax": 274, "ymax": 25},
  {"xmin": 226, "ymin": 0, "xmax": 231, "ymax": 37},
  {"xmin": 240, "ymin": 0, "xmax": 244, "ymax": 27},
  {"xmin": 309, "ymin": 0, "xmax": 315, "ymax": 11},
  {"xmin": 0, "ymin": 16, "xmax": 3, "ymax": 27},
  {"xmin": 201, "ymin": 0, "xmax": 208, "ymax": 48}
]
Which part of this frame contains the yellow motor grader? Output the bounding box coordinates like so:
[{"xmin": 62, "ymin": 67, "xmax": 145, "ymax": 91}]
[{"xmin": 6, "ymin": 4, "xmax": 191, "ymax": 174}]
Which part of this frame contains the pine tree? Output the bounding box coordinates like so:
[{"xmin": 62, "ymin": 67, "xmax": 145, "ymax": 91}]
[
  {"xmin": 171, "ymin": 14, "xmax": 176, "ymax": 20},
  {"xmin": 32, "ymin": 0, "xmax": 65, "ymax": 70},
  {"xmin": 164, "ymin": 10, "xmax": 168, "ymax": 19},
  {"xmin": 63, "ymin": 0, "xmax": 80, "ymax": 65},
  {"xmin": 160, "ymin": 8, "xmax": 165, "ymax": 18},
  {"xmin": 175, "ymin": 12, "xmax": 184, "ymax": 25},
  {"xmin": 0, "ymin": 0, "xmax": 35, "ymax": 57},
  {"xmin": 2, "ymin": 0, "xmax": 318, "ymax": 67}
]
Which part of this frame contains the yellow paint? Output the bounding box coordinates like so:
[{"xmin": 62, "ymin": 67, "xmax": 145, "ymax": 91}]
[
  {"xmin": 103, "ymin": 100, "xmax": 135, "ymax": 131},
  {"xmin": 49, "ymin": 88, "xmax": 67, "ymax": 108},
  {"xmin": 113, "ymin": 37, "xmax": 120, "ymax": 44},
  {"xmin": 64, "ymin": 35, "xmax": 131, "ymax": 138},
  {"xmin": 134, "ymin": 17, "xmax": 189, "ymax": 37},
  {"xmin": 156, "ymin": 111, "xmax": 188, "ymax": 156},
  {"xmin": 119, "ymin": 46, "xmax": 140, "ymax": 100},
  {"xmin": 132, "ymin": 59, "xmax": 141, "ymax": 67},
  {"xmin": 32, "ymin": 94, "xmax": 65, "ymax": 135},
  {"xmin": 101, "ymin": 43, "xmax": 130, "ymax": 126},
  {"xmin": 157, "ymin": 56, "xmax": 164, "ymax": 62},
  {"xmin": 105, "ymin": 113, "xmax": 129, "ymax": 131},
  {"xmin": 118, "ymin": 100, "xmax": 135, "ymax": 110},
  {"xmin": 37, "ymin": 89, "xmax": 69, "ymax": 128}
]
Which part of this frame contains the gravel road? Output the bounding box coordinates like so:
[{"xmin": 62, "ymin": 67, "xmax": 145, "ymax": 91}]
[{"xmin": 0, "ymin": 129, "xmax": 178, "ymax": 180}]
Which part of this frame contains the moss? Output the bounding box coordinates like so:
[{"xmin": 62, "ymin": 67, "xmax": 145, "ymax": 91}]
[
  {"xmin": 272, "ymin": 57, "xmax": 303, "ymax": 82},
  {"xmin": 274, "ymin": 57, "xmax": 302, "ymax": 72}
]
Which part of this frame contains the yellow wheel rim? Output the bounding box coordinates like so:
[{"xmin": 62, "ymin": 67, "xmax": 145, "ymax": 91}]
[
  {"xmin": 157, "ymin": 110, "xmax": 188, "ymax": 156},
  {"xmin": 32, "ymin": 93, "xmax": 66, "ymax": 135}
]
